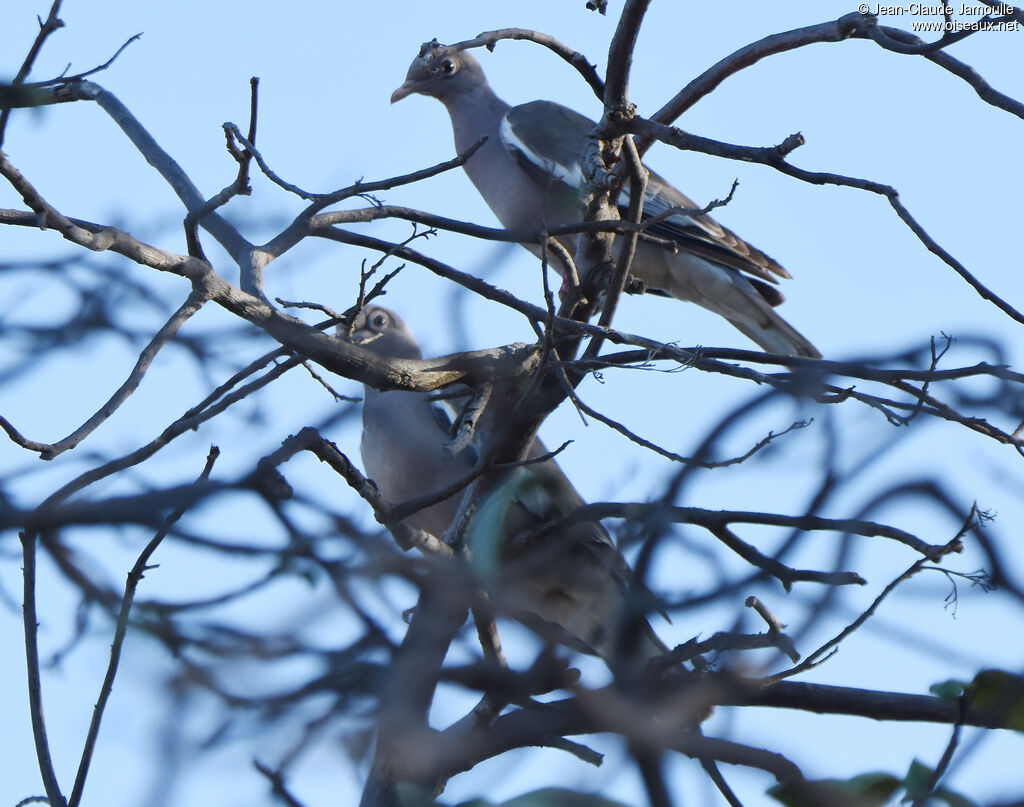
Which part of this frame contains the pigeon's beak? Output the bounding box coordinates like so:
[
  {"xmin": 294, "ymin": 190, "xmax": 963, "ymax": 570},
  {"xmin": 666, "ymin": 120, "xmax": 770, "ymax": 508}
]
[
  {"xmin": 350, "ymin": 327, "xmax": 377, "ymax": 347},
  {"xmin": 390, "ymin": 81, "xmax": 417, "ymax": 104}
]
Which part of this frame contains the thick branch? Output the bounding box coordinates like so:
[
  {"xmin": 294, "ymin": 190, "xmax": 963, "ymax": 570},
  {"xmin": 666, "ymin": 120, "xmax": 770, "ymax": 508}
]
[
  {"xmin": 743, "ymin": 680, "xmax": 1010, "ymax": 729},
  {"xmin": 603, "ymin": 0, "xmax": 651, "ymax": 108}
]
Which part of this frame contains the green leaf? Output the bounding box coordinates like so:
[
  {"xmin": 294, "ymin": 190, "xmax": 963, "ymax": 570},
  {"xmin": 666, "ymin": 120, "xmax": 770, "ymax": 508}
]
[
  {"xmin": 844, "ymin": 773, "xmax": 905, "ymax": 802},
  {"xmin": 900, "ymin": 759, "xmax": 978, "ymax": 807},
  {"xmin": 466, "ymin": 468, "xmax": 558, "ymax": 582},
  {"xmin": 500, "ymin": 789, "xmax": 633, "ymax": 807},
  {"xmin": 465, "ymin": 469, "xmax": 527, "ymax": 581},
  {"xmin": 929, "ymin": 679, "xmax": 967, "ymax": 700},
  {"xmin": 769, "ymin": 774, "xmax": 902, "ymax": 807},
  {"xmin": 453, "ymin": 789, "xmax": 632, "ymax": 807},
  {"xmin": 395, "ymin": 783, "xmax": 443, "ymax": 807},
  {"xmin": 0, "ymin": 83, "xmax": 47, "ymax": 108},
  {"xmin": 931, "ymin": 787, "xmax": 978, "ymax": 807},
  {"xmin": 967, "ymin": 669, "xmax": 1024, "ymax": 731},
  {"xmin": 902, "ymin": 759, "xmax": 933, "ymax": 799},
  {"xmin": 398, "ymin": 786, "xmax": 634, "ymax": 807}
]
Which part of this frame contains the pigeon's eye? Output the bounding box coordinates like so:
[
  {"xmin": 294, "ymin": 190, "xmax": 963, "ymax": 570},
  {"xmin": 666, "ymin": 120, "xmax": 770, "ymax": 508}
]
[
  {"xmin": 440, "ymin": 58, "xmax": 458, "ymax": 75},
  {"xmin": 370, "ymin": 311, "xmax": 389, "ymax": 330}
]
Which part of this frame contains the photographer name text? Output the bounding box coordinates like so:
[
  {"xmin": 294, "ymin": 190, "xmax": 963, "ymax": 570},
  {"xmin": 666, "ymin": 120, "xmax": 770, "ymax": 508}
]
[{"xmin": 861, "ymin": 3, "xmax": 1016, "ymax": 14}]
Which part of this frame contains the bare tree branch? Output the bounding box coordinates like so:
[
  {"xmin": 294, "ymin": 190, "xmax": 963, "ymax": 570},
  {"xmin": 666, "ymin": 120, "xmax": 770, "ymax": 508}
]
[
  {"xmin": 67, "ymin": 447, "xmax": 220, "ymax": 807},
  {"xmin": 2, "ymin": 290, "xmax": 206, "ymax": 459},
  {"xmin": 20, "ymin": 530, "xmax": 68, "ymax": 807},
  {"xmin": 0, "ymin": 0, "xmax": 64, "ymax": 147}
]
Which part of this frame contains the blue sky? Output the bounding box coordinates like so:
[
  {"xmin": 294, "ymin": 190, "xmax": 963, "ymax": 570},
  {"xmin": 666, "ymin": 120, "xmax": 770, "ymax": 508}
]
[{"xmin": 2, "ymin": 2, "xmax": 1023, "ymax": 806}]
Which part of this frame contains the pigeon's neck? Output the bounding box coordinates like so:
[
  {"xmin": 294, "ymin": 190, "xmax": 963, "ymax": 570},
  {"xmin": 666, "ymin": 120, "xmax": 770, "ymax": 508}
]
[
  {"xmin": 442, "ymin": 84, "xmax": 510, "ymax": 156},
  {"xmin": 441, "ymin": 86, "xmax": 546, "ymax": 232}
]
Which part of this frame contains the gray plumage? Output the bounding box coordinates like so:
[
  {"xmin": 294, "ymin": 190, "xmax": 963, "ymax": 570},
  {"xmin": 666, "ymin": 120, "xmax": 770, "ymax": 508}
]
[
  {"xmin": 353, "ymin": 307, "xmax": 472, "ymax": 539},
  {"xmin": 392, "ymin": 43, "xmax": 820, "ymax": 359},
  {"xmin": 349, "ymin": 306, "xmax": 666, "ymax": 661}
]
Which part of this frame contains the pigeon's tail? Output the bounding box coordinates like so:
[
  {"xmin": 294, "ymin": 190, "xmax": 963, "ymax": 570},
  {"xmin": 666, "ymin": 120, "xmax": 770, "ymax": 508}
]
[
  {"xmin": 727, "ymin": 306, "xmax": 821, "ymax": 359},
  {"xmin": 630, "ymin": 241, "xmax": 821, "ymax": 359}
]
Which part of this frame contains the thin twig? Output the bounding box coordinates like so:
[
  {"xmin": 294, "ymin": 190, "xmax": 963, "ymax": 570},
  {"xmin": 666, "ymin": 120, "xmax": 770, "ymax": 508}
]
[
  {"xmin": 67, "ymin": 448, "xmax": 220, "ymax": 807},
  {"xmin": 700, "ymin": 757, "xmax": 745, "ymax": 807},
  {"xmin": 35, "ymin": 354, "xmax": 302, "ymax": 511},
  {"xmin": 69, "ymin": 33, "xmax": 143, "ymax": 81},
  {"xmin": 184, "ymin": 78, "xmax": 259, "ymax": 262},
  {"xmin": 631, "ymin": 115, "xmax": 1024, "ymax": 326},
  {"xmin": 223, "ymin": 123, "xmax": 317, "ymax": 201},
  {"xmin": 0, "ymin": 0, "xmax": 65, "ymax": 147},
  {"xmin": 4, "ymin": 289, "xmax": 206, "ymax": 460},
  {"xmin": 745, "ymin": 596, "xmax": 800, "ymax": 662},
  {"xmin": 640, "ymin": 12, "xmax": 1023, "ymax": 153},
  {"xmin": 911, "ymin": 700, "xmax": 965, "ymax": 807},
  {"xmin": 21, "ymin": 529, "xmax": 68, "ymax": 807},
  {"xmin": 253, "ymin": 760, "xmax": 308, "ymax": 807},
  {"xmin": 764, "ymin": 507, "xmax": 974, "ymax": 684},
  {"xmin": 444, "ymin": 30, "xmax": 605, "ymax": 99}
]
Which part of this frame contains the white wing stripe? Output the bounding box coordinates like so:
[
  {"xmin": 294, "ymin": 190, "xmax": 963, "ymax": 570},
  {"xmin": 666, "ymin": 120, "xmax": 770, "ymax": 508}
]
[{"xmin": 500, "ymin": 113, "xmax": 585, "ymax": 190}]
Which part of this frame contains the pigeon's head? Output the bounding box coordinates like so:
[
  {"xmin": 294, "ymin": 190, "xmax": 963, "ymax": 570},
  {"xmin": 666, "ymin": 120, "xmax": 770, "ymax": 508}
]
[
  {"xmin": 345, "ymin": 306, "xmax": 422, "ymax": 361},
  {"xmin": 391, "ymin": 40, "xmax": 487, "ymax": 104}
]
